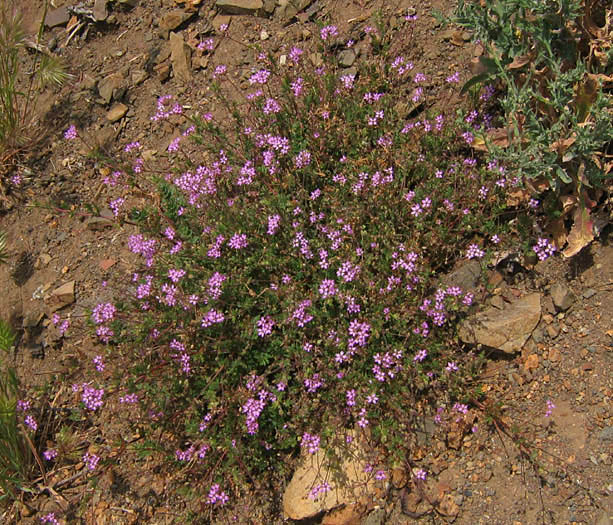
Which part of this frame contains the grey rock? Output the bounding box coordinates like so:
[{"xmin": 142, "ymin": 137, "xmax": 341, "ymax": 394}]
[
  {"xmin": 283, "ymin": 431, "xmax": 377, "ymax": 520},
  {"xmin": 216, "ymin": 0, "xmax": 263, "ymax": 15},
  {"xmin": 45, "ymin": 7, "xmax": 70, "ymax": 28},
  {"xmin": 364, "ymin": 508, "xmax": 386, "ymax": 525},
  {"xmin": 583, "ymin": 288, "xmax": 597, "ymax": 299},
  {"xmin": 550, "ymin": 282, "xmax": 574, "ymax": 311},
  {"xmin": 338, "ymin": 49, "xmax": 356, "ymax": 67},
  {"xmin": 44, "ymin": 281, "xmax": 76, "ymax": 313},
  {"xmin": 169, "ymin": 32, "xmax": 192, "ymax": 83},
  {"xmin": 131, "ymin": 69, "xmax": 149, "ymax": 85},
  {"xmin": 263, "ymin": 0, "xmax": 276, "ymax": 14},
  {"xmin": 458, "ymin": 293, "xmax": 541, "ymax": 354},
  {"xmin": 441, "ymin": 260, "xmax": 482, "ymax": 293}
]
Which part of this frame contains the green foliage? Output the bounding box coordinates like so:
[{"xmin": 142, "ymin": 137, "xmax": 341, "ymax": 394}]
[
  {"xmin": 0, "ymin": 1, "xmax": 70, "ymax": 165},
  {"xmin": 0, "ymin": 320, "xmax": 33, "ymax": 503},
  {"xmin": 455, "ymin": 0, "xmax": 613, "ymax": 192}
]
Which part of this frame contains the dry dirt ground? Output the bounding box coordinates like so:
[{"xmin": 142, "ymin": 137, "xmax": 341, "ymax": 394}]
[{"xmin": 0, "ymin": 0, "xmax": 612, "ymax": 524}]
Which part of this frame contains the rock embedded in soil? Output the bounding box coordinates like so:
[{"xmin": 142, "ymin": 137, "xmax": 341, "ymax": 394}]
[
  {"xmin": 158, "ymin": 10, "xmax": 194, "ymax": 39},
  {"xmin": 215, "ymin": 0, "xmax": 264, "ymax": 15},
  {"xmin": 45, "ymin": 7, "xmax": 70, "ymax": 28},
  {"xmin": 44, "ymin": 281, "xmax": 76, "ymax": 313},
  {"xmin": 98, "ymin": 73, "xmax": 125, "ymax": 104},
  {"xmin": 283, "ymin": 434, "xmax": 379, "ymax": 520},
  {"xmin": 441, "ymin": 260, "xmax": 482, "ymax": 294},
  {"xmin": 106, "ymin": 103, "xmax": 128, "ymax": 122},
  {"xmin": 550, "ymin": 282, "xmax": 575, "ymax": 311},
  {"xmin": 169, "ymin": 32, "xmax": 193, "ymax": 83},
  {"xmin": 458, "ymin": 292, "xmax": 541, "ymax": 354},
  {"xmin": 338, "ymin": 49, "xmax": 356, "ymax": 67},
  {"xmin": 93, "ymin": 0, "xmax": 108, "ymax": 21}
]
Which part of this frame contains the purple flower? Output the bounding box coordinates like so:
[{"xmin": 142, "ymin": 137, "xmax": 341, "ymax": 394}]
[
  {"xmin": 24, "ymin": 415, "xmax": 37, "ymax": 431},
  {"xmin": 545, "ymin": 399, "xmax": 555, "ymax": 418},
  {"xmin": 93, "ymin": 355, "xmax": 105, "ymax": 372},
  {"xmin": 228, "ymin": 233, "xmax": 248, "ymax": 250},
  {"xmin": 83, "ymin": 452, "xmax": 100, "ymax": 471},
  {"xmin": 263, "ymin": 98, "xmax": 281, "ymax": 114},
  {"xmin": 415, "ymin": 468, "xmax": 427, "ymax": 481},
  {"xmin": 82, "ymin": 385, "xmax": 104, "ymax": 411},
  {"xmin": 267, "ymin": 214, "xmax": 281, "ymax": 235},
  {"xmin": 446, "ymin": 361, "xmax": 459, "ymax": 372},
  {"xmin": 319, "ymin": 279, "xmax": 337, "ymax": 299},
  {"xmin": 337, "ymin": 261, "xmax": 360, "ymax": 282},
  {"xmin": 201, "ymin": 309, "xmax": 225, "ymax": 328},
  {"xmin": 533, "ymin": 238, "xmax": 556, "ymax": 261},
  {"xmin": 64, "ymin": 125, "xmax": 77, "ymax": 140},
  {"xmin": 301, "ymin": 432, "xmax": 320, "ymax": 454},
  {"xmin": 257, "ymin": 316, "xmax": 275, "ymax": 337},
  {"xmin": 249, "ymin": 69, "xmax": 271, "ymax": 85},
  {"xmin": 91, "ymin": 303, "xmax": 116, "ymax": 324},
  {"xmin": 466, "ymin": 244, "xmax": 485, "ymax": 259},
  {"xmin": 320, "ymin": 25, "xmax": 338, "ymax": 40}
]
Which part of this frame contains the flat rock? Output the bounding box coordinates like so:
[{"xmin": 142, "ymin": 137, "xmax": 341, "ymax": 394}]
[
  {"xmin": 283, "ymin": 433, "xmax": 378, "ymax": 520},
  {"xmin": 158, "ymin": 10, "xmax": 193, "ymax": 39},
  {"xmin": 169, "ymin": 32, "xmax": 192, "ymax": 83},
  {"xmin": 550, "ymin": 282, "xmax": 574, "ymax": 311},
  {"xmin": 44, "ymin": 281, "xmax": 76, "ymax": 313},
  {"xmin": 45, "ymin": 7, "xmax": 70, "ymax": 28},
  {"xmin": 441, "ymin": 260, "xmax": 482, "ymax": 293},
  {"xmin": 216, "ymin": 0, "xmax": 263, "ymax": 15},
  {"xmin": 458, "ymin": 292, "xmax": 541, "ymax": 354},
  {"xmin": 106, "ymin": 103, "xmax": 128, "ymax": 122},
  {"xmin": 338, "ymin": 49, "xmax": 356, "ymax": 67},
  {"xmin": 98, "ymin": 73, "xmax": 124, "ymax": 104}
]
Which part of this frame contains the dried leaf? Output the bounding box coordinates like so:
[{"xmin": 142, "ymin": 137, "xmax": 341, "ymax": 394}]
[
  {"xmin": 563, "ymin": 205, "xmax": 594, "ymax": 258},
  {"xmin": 507, "ymin": 53, "xmax": 532, "ymax": 70},
  {"xmin": 560, "ymin": 194, "xmax": 578, "ymax": 216},
  {"xmin": 506, "ymin": 188, "xmax": 531, "ymax": 207},
  {"xmin": 549, "ymin": 134, "xmax": 576, "ymax": 155},
  {"xmin": 548, "ymin": 217, "xmax": 567, "ymax": 250}
]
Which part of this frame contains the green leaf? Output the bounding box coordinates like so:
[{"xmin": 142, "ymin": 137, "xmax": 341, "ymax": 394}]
[{"xmin": 460, "ymin": 73, "xmax": 491, "ymax": 95}]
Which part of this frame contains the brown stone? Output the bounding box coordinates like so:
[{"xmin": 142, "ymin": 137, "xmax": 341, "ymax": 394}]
[
  {"xmin": 283, "ymin": 432, "xmax": 379, "ymax": 521},
  {"xmin": 169, "ymin": 32, "xmax": 192, "ymax": 83},
  {"xmin": 44, "ymin": 281, "xmax": 76, "ymax": 312},
  {"xmin": 458, "ymin": 293, "xmax": 541, "ymax": 354},
  {"xmin": 215, "ymin": 0, "xmax": 263, "ymax": 15}
]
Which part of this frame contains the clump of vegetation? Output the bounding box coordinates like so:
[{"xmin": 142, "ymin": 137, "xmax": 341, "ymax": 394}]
[
  {"xmin": 0, "ymin": 2, "xmax": 69, "ymax": 186},
  {"xmin": 454, "ymin": 0, "xmax": 613, "ymax": 256},
  {"xmin": 60, "ymin": 16, "xmax": 527, "ymax": 519}
]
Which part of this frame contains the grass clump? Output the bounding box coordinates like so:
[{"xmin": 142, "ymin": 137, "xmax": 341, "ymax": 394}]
[
  {"xmin": 0, "ymin": 2, "xmax": 69, "ymax": 182},
  {"xmin": 59, "ymin": 15, "xmax": 541, "ymax": 521},
  {"xmin": 0, "ymin": 319, "xmax": 38, "ymax": 504}
]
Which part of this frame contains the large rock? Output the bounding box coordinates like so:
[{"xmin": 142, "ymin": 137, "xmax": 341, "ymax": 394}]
[
  {"xmin": 169, "ymin": 32, "xmax": 192, "ymax": 83},
  {"xmin": 283, "ymin": 433, "xmax": 379, "ymax": 520},
  {"xmin": 458, "ymin": 292, "xmax": 541, "ymax": 354},
  {"xmin": 215, "ymin": 0, "xmax": 263, "ymax": 15}
]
